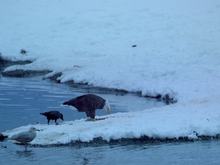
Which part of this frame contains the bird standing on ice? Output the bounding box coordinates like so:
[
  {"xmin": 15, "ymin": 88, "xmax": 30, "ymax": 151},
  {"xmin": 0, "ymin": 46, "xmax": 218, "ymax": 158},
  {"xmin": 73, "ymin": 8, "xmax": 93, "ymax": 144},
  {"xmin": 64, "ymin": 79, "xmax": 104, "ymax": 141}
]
[
  {"xmin": 62, "ymin": 94, "xmax": 111, "ymax": 121},
  {"xmin": 8, "ymin": 127, "xmax": 40, "ymax": 151},
  {"xmin": 40, "ymin": 111, "xmax": 64, "ymax": 125}
]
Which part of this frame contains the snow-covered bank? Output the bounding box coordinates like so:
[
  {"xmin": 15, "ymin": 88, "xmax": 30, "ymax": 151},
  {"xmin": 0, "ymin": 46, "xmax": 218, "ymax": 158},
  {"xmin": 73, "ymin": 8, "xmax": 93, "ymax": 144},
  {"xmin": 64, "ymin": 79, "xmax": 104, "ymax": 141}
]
[
  {"xmin": 1, "ymin": 0, "xmax": 220, "ymax": 145},
  {"xmin": 1, "ymin": 0, "xmax": 220, "ymax": 101},
  {"xmin": 4, "ymin": 99, "xmax": 220, "ymax": 145}
]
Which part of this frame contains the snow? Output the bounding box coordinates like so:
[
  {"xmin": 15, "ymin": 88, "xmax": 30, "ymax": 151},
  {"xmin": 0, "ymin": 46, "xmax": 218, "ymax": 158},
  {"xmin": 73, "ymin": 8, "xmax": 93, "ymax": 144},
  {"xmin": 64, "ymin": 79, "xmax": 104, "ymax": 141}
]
[
  {"xmin": 1, "ymin": 0, "xmax": 220, "ymax": 144},
  {"xmin": 5, "ymin": 100, "xmax": 220, "ymax": 145}
]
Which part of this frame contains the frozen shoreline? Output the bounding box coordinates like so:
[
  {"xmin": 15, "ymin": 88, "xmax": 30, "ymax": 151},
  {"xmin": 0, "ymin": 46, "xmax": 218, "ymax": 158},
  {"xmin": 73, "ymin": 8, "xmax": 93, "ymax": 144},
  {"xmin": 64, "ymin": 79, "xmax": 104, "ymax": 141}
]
[
  {"xmin": 0, "ymin": 58, "xmax": 174, "ymax": 103},
  {"xmin": 1, "ymin": 0, "xmax": 220, "ymax": 145},
  {"xmin": 1, "ymin": 0, "xmax": 220, "ymax": 103},
  {"xmin": 3, "ymin": 99, "xmax": 220, "ymax": 145}
]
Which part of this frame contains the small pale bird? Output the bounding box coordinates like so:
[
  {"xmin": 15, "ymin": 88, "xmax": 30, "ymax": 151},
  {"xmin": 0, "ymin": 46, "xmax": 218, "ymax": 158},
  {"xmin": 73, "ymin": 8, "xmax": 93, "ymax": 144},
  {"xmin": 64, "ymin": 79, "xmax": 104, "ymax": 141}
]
[{"xmin": 9, "ymin": 127, "xmax": 40, "ymax": 151}]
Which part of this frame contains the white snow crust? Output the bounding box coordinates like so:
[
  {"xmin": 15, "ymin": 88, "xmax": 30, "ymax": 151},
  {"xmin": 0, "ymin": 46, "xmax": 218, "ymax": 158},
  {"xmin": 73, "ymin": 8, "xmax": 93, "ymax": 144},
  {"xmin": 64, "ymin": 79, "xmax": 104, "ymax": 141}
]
[{"xmin": 1, "ymin": 0, "xmax": 220, "ymax": 144}]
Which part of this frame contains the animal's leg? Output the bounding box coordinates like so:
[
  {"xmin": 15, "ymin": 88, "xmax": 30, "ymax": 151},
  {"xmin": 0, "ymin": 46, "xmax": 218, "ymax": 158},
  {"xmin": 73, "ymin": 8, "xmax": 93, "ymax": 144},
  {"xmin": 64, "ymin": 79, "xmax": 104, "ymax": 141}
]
[
  {"xmin": 25, "ymin": 142, "xmax": 27, "ymax": 151},
  {"xmin": 47, "ymin": 119, "xmax": 50, "ymax": 125}
]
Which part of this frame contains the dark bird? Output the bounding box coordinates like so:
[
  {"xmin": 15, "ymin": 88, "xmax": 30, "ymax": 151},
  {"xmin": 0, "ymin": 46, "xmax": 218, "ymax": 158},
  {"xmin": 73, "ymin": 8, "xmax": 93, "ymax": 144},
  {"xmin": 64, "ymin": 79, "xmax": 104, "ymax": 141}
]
[
  {"xmin": 62, "ymin": 94, "xmax": 111, "ymax": 121},
  {"xmin": 40, "ymin": 111, "xmax": 64, "ymax": 125},
  {"xmin": 8, "ymin": 127, "xmax": 40, "ymax": 151}
]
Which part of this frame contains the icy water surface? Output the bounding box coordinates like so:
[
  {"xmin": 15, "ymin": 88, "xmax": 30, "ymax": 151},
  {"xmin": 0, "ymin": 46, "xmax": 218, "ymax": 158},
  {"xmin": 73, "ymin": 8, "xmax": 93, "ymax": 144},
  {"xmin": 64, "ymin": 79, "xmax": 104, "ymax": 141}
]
[
  {"xmin": 0, "ymin": 76, "xmax": 220, "ymax": 164},
  {"xmin": 1, "ymin": 140, "xmax": 220, "ymax": 165},
  {"xmin": 0, "ymin": 76, "xmax": 166, "ymax": 130}
]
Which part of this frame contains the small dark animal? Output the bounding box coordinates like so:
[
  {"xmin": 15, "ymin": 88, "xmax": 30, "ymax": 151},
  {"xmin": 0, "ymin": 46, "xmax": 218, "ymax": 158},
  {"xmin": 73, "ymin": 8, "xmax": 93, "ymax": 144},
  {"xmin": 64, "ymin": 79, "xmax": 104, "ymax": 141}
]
[
  {"xmin": 40, "ymin": 111, "xmax": 64, "ymax": 125},
  {"xmin": 62, "ymin": 94, "xmax": 110, "ymax": 120},
  {"xmin": 20, "ymin": 49, "xmax": 27, "ymax": 54},
  {"xmin": 0, "ymin": 133, "xmax": 8, "ymax": 141}
]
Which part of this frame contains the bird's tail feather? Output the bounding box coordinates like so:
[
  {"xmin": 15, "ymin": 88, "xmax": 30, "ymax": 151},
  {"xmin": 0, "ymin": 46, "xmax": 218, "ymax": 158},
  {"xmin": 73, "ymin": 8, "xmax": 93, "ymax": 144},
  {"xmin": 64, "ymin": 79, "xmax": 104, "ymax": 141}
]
[
  {"xmin": 40, "ymin": 112, "xmax": 46, "ymax": 116},
  {"xmin": 62, "ymin": 101, "xmax": 69, "ymax": 105}
]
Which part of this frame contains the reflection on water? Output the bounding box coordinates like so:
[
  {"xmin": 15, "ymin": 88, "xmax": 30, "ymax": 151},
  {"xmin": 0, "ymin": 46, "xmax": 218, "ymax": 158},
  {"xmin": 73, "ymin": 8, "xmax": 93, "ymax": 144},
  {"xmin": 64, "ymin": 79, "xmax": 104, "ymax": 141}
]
[
  {"xmin": 1, "ymin": 135, "xmax": 220, "ymax": 164},
  {"xmin": 0, "ymin": 76, "xmax": 220, "ymax": 164},
  {"xmin": 16, "ymin": 150, "xmax": 35, "ymax": 160},
  {"xmin": 9, "ymin": 141, "xmax": 220, "ymax": 165}
]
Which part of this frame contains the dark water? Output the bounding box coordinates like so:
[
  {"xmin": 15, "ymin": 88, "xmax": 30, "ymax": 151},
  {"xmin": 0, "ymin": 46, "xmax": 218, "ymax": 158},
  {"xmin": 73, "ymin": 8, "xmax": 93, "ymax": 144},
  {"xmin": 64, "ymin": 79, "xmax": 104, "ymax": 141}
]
[
  {"xmin": 0, "ymin": 76, "xmax": 165, "ymax": 131},
  {"xmin": 1, "ymin": 140, "xmax": 220, "ymax": 165},
  {"xmin": 0, "ymin": 76, "xmax": 220, "ymax": 165}
]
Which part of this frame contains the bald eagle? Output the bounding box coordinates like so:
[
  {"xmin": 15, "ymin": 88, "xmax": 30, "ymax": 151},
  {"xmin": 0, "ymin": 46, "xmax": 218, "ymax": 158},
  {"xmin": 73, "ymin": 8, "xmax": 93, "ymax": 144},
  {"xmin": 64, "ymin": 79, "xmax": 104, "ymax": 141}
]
[{"xmin": 62, "ymin": 94, "xmax": 111, "ymax": 120}]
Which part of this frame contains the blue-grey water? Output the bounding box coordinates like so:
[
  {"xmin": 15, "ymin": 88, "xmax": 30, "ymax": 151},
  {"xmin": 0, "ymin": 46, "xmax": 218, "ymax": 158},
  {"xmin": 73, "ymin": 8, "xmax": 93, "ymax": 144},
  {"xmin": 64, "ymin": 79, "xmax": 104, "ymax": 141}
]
[{"xmin": 0, "ymin": 76, "xmax": 220, "ymax": 165}]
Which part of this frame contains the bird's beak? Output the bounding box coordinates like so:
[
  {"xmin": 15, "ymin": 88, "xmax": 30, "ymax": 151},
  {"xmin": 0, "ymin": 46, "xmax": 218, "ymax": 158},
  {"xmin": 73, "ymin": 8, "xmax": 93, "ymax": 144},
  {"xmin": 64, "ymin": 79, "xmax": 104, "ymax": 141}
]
[{"xmin": 107, "ymin": 108, "xmax": 111, "ymax": 115}]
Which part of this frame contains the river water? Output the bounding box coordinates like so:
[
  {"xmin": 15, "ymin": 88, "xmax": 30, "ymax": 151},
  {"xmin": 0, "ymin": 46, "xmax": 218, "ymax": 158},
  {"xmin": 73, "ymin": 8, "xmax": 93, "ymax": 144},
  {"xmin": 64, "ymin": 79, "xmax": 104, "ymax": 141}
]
[{"xmin": 0, "ymin": 75, "xmax": 220, "ymax": 165}]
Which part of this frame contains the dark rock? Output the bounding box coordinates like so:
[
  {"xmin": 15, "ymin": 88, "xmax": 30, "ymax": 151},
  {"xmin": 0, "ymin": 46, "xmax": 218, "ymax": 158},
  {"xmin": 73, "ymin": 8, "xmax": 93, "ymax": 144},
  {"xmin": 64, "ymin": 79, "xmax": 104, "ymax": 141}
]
[
  {"xmin": 20, "ymin": 49, "xmax": 27, "ymax": 54},
  {"xmin": 2, "ymin": 69, "xmax": 51, "ymax": 77},
  {"xmin": 42, "ymin": 72, "xmax": 62, "ymax": 81},
  {"xmin": 0, "ymin": 133, "xmax": 8, "ymax": 141},
  {"xmin": 0, "ymin": 55, "xmax": 32, "ymax": 71}
]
